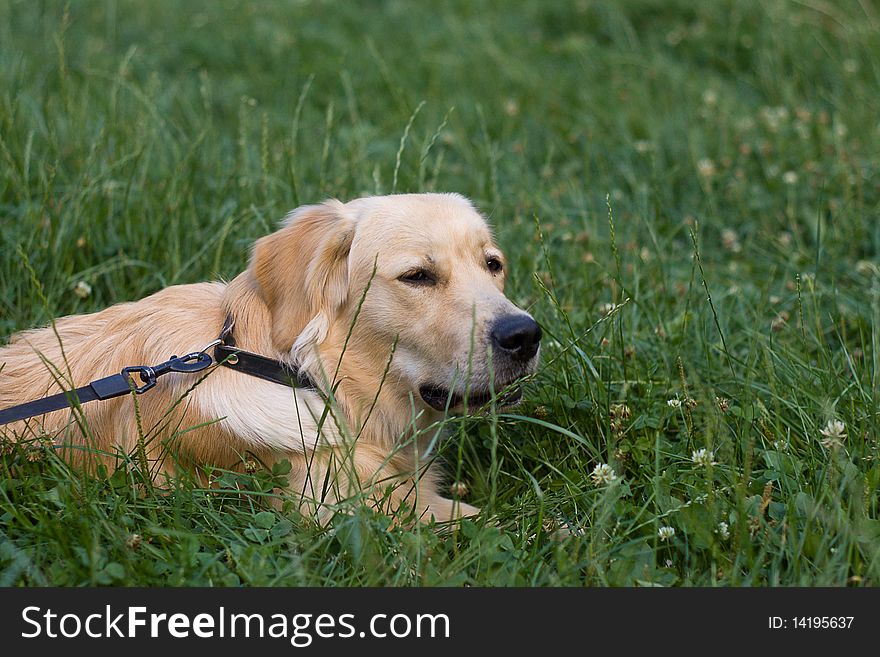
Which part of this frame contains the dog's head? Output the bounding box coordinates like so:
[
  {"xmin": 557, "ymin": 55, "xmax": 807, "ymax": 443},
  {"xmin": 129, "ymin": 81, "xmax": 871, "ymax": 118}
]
[{"xmin": 251, "ymin": 193, "xmax": 540, "ymax": 412}]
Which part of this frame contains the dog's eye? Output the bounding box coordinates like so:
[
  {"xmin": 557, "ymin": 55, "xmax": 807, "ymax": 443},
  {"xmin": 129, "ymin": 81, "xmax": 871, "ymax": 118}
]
[
  {"xmin": 487, "ymin": 257, "xmax": 503, "ymax": 274},
  {"xmin": 399, "ymin": 269, "xmax": 436, "ymax": 286}
]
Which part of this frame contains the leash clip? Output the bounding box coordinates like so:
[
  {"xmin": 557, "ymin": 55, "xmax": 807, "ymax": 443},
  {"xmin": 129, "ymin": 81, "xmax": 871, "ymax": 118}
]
[
  {"xmin": 166, "ymin": 352, "xmax": 214, "ymax": 373},
  {"xmin": 122, "ymin": 365, "xmax": 158, "ymax": 394},
  {"xmin": 122, "ymin": 352, "xmax": 213, "ymax": 393}
]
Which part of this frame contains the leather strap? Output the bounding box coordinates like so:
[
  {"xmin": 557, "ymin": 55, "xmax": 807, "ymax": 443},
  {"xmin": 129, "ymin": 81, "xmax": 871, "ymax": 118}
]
[
  {"xmin": 0, "ymin": 315, "xmax": 312, "ymax": 426},
  {"xmin": 212, "ymin": 315, "xmax": 315, "ymax": 390},
  {"xmin": 0, "ymin": 352, "xmax": 213, "ymax": 426},
  {"xmin": 0, "ymin": 374, "xmax": 132, "ymax": 425}
]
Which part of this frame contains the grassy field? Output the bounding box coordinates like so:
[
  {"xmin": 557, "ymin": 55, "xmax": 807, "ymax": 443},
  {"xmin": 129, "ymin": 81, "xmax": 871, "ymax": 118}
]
[{"xmin": 1, "ymin": 0, "xmax": 878, "ymax": 586}]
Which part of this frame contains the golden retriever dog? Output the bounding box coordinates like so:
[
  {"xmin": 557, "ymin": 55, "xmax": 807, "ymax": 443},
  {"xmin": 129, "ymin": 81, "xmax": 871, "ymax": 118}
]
[{"xmin": 0, "ymin": 193, "xmax": 541, "ymax": 524}]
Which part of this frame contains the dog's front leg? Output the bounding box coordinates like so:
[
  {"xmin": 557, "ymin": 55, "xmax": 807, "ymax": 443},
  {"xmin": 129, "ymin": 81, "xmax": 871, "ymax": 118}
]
[
  {"xmin": 285, "ymin": 445, "xmax": 480, "ymax": 525},
  {"xmin": 421, "ymin": 496, "xmax": 480, "ymax": 524}
]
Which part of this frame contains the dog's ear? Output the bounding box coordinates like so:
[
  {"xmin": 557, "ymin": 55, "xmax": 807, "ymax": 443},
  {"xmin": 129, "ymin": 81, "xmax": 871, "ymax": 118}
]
[{"xmin": 250, "ymin": 200, "xmax": 356, "ymax": 351}]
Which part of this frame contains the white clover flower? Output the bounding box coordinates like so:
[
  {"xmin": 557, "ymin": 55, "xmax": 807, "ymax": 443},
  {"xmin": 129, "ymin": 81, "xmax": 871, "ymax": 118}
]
[
  {"xmin": 819, "ymin": 419, "xmax": 847, "ymax": 450},
  {"xmin": 782, "ymin": 171, "xmax": 798, "ymax": 185},
  {"xmin": 590, "ymin": 463, "xmax": 618, "ymax": 486},
  {"xmin": 667, "ymin": 397, "xmax": 682, "ymax": 409},
  {"xmin": 716, "ymin": 521, "xmax": 730, "ymax": 539},
  {"xmin": 771, "ymin": 311, "xmax": 789, "ymax": 331},
  {"xmin": 760, "ymin": 106, "xmax": 788, "ymax": 132},
  {"xmin": 691, "ymin": 448, "xmax": 717, "ymax": 467},
  {"xmin": 697, "ymin": 158, "xmax": 717, "ymax": 178},
  {"xmin": 634, "ymin": 140, "xmax": 653, "ymax": 154},
  {"xmin": 599, "ymin": 302, "xmax": 617, "ymax": 316},
  {"xmin": 721, "ymin": 228, "xmax": 742, "ymax": 253},
  {"xmin": 73, "ymin": 281, "xmax": 92, "ymax": 299},
  {"xmin": 658, "ymin": 526, "xmax": 675, "ymax": 541}
]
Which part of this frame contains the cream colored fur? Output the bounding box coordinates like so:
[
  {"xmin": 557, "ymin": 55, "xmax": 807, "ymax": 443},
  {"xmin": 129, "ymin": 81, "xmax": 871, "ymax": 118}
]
[{"xmin": 0, "ymin": 193, "xmax": 539, "ymax": 524}]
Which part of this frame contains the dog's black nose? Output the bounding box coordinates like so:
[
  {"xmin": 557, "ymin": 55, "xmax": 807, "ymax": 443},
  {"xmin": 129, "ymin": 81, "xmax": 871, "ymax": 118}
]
[{"xmin": 490, "ymin": 314, "xmax": 542, "ymax": 362}]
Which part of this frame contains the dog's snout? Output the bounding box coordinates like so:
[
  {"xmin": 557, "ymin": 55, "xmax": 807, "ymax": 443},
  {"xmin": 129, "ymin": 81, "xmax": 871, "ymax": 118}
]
[{"xmin": 490, "ymin": 315, "xmax": 542, "ymax": 362}]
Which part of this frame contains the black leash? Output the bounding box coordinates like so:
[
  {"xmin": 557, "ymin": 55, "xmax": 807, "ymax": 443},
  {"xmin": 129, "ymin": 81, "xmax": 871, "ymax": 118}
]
[
  {"xmin": 0, "ymin": 314, "xmax": 313, "ymax": 427},
  {"xmin": 0, "ymin": 352, "xmax": 212, "ymax": 426}
]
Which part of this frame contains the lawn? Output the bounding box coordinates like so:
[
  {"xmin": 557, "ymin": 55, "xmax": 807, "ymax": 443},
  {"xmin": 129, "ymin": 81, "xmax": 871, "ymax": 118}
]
[{"xmin": 0, "ymin": 0, "xmax": 878, "ymax": 586}]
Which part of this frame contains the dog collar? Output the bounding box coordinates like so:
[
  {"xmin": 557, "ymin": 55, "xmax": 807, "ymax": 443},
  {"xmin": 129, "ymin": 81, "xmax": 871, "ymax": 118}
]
[{"xmin": 213, "ymin": 315, "xmax": 315, "ymax": 390}]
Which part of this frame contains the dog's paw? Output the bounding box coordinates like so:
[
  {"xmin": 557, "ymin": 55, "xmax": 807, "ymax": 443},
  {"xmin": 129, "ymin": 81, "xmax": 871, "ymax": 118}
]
[
  {"xmin": 541, "ymin": 517, "xmax": 585, "ymax": 540},
  {"xmin": 426, "ymin": 497, "xmax": 480, "ymax": 524}
]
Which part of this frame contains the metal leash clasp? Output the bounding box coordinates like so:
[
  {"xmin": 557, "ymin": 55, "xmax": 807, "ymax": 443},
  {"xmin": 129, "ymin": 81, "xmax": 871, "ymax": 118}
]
[{"xmin": 122, "ymin": 352, "xmax": 213, "ymax": 394}]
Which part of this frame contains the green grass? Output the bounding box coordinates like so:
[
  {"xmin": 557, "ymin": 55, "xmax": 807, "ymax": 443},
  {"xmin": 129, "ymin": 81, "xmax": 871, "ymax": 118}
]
[{"xmin": 1, "ymin": 0, "xmax": 879, "ymax": 586}]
